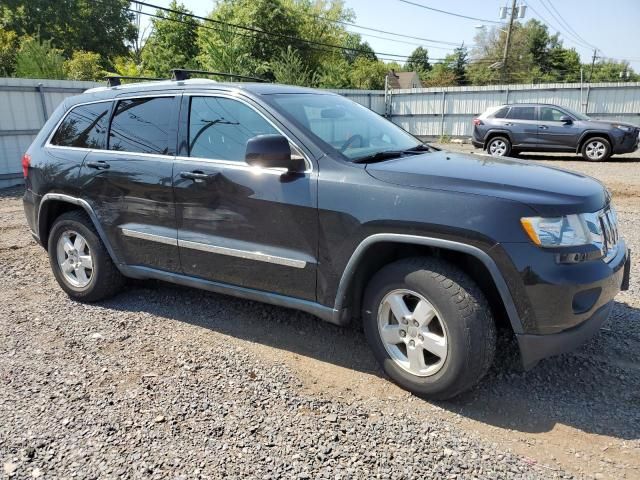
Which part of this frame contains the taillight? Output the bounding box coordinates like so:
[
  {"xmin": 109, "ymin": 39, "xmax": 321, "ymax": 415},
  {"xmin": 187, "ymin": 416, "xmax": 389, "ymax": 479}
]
[
  {"xmin": 473, "ymin": 118, "xmax": 483, "ymax": 126},
  {"xmin": 22, "ymin": 153, "xmax": 31, "ymax": 178}
]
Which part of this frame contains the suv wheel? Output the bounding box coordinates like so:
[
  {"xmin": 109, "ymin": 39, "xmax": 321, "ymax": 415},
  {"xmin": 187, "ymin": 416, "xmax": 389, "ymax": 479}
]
[
  {"xmin": 581, "ymin": 137, "xmax": 611, "ymax": 161},
  {"xmin": 362, "ymin": 257, "xmax": 496, "ymax": 399},
  {"xmin": 487, "ymin": 136, "xmax": 511, "ymax": 157},
  {"xmin": 48, "ymin": 210, "xmax": 124, "ymax": 302}
]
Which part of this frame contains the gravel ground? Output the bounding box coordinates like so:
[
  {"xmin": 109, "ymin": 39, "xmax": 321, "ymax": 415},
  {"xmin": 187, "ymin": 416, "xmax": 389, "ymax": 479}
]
[{"xmin": 1, "ymin": 149, "xmax": 639, "ymax": 479}]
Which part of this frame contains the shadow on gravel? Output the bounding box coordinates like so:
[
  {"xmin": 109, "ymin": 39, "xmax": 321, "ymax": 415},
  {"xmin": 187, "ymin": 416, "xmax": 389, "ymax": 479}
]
[
  {"xmin": 516, "ymin": 153, "xmax": 640, "ymax": 163},
  {"xmin": 104, "ymin": 280, "xmax": 640, "ymax": 441}
]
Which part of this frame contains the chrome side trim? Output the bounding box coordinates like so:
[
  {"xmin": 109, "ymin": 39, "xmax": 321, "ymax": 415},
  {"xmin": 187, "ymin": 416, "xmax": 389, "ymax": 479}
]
[
  {"xmin": 121, "ymin": 228, "xmax": 178, "ymax": 246},
  {"xmin": 119, "ymin": 265, "xmax": 342, "ymax": 325},
  {"xmin": 178, "ymin": 239, "xmax": 307, "ymax": 269},
  {"xmin": 333, "ymin": 233, "xmax": 524, "ymax": 334}
]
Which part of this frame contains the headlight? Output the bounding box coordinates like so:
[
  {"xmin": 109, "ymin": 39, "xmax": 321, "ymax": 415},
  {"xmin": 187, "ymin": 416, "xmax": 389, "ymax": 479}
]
[
  {"xmin": 614, "ymin": 124, "xmax": 632, "ymax": 132},
  {"xmin": 521, "ymin": 214, "xmax": 594, "ymax": 247}
]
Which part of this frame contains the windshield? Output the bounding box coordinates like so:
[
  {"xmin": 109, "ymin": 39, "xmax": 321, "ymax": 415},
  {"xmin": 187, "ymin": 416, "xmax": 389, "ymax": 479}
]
[
  {"xmin": 265, "ymin": 93, "xmax": 422, "ymax": 161},
  {"xmin": 562, "ymin": 106, "xmax": 590, "ymax": 121}
]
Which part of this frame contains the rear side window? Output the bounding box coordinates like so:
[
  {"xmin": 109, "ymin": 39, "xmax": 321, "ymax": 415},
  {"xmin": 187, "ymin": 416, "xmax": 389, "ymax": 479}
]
[
  {"xmin": 506, "ymin": 106, "xmax": 536, "ymax": 121},
  {"xmin": 188, "ymin": 96, "xmax": 278, "ymax": 162},
  {"xmin": 50, "ymin": 102, "xmax": 110, "ymax": 149},
  {"xmin": 109, "ymin": 97, "xmax": 173, "ymax": 154},
  {"xmin": 492, "ymin": 107, "xmax": 509, "ymax": 119}
]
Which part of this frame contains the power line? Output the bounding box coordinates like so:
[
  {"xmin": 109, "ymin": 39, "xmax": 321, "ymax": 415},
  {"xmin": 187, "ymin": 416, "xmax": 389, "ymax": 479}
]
[
  {"xmin": 526, "ymin": 0, "xmax": 597, "ymax": 52},
  {"xmin": 396, "ymin": 0, "xmax": 502, "ymax": 24},
  {"xmin": 131, "ymin": 0, "xmax": 414, "ymax": 60},
  {"xmin": 540, "ymin": 0, "xmax": 598, "ymax": 51}
]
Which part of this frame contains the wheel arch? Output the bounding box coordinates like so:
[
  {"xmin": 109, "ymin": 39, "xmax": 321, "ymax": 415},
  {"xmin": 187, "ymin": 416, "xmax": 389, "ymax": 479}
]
[
  {"xmin": 37, "ymin": 193, "xmax": 122, "ymax": 266},
  {"xmin": 483, "ymin": 129, "xmax": 513, "ymax": 149},
  {"xmin": 576, "ymin": 131, "xmax": 612, "ymax": 153},
  {"xmin": 333, "ymin": 234, "xmax": 524, "ymax": 334}
]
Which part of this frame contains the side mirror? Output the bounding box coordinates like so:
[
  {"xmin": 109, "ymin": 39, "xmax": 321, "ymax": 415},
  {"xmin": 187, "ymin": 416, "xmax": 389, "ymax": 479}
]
[
  {"xmin": 560, "ymin": 115, "xmax": 573, "ymax": 124},
  {"xmin": 245, "ymin": 134, "xmax": 298, "ymax": 171}
]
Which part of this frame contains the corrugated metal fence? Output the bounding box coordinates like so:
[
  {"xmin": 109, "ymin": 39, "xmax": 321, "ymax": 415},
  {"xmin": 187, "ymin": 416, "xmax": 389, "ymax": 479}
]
[{"xmin": 1, "ymin": 78, "xmax": 639, "ymax": 188}]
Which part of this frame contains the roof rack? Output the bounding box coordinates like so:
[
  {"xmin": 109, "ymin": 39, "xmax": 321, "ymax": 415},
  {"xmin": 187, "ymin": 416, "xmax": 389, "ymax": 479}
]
[
  {"xmin": 105, "ymin": 75, "xmax": 165, "ymax": 87},
  {"xmin": 170, "ymin": 68, "xmax": 267, "ymax": 83}
]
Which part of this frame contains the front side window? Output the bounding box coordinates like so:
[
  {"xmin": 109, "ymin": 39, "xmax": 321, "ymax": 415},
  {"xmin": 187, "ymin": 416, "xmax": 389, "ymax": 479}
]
[
  {"xmin": 188, "ymin": 96, "xmax": 278, "ymax": 161},
  {"xmin": 109, "ymin": 97, "xmax": 173, "ymax": 154},
  {"xmin": 266, "ymin": 93, "xmax": 422, "ymax": 161},
  {"xmin": 507, "ymin": 106, "xmax": 536, "ymax": 121},
  {"xmin": 540, "ymin": 107, "xmax": 569, "ymax": 122},
  {"xmin": 51, "ymin": 102, "xmax": 110, "ymax": 149}
]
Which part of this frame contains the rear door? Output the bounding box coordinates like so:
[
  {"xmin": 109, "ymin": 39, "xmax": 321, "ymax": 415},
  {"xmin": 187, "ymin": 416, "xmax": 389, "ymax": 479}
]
[
  {"xmin": 503, "ymin": 105, "xmax": 539, "ymax": 147},
  {"xmin": 537, "ymin": 106, "xmax": 581, "ymax": 149},
  {"xmin": 172, "ymin": 93, "xmax": 318, "ymax": 300},
  {"xmin": 78, "ymin": 95, "xmax": 180, "ymax": 272}
]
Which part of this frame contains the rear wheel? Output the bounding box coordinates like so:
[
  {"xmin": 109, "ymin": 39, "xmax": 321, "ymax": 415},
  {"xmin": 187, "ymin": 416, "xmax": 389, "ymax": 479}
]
[
  {"xmin": 362, "ymin": 257, "xmax": 496, "ymax": 400},
  {"xmin": 48, "ymin": 210, "xmax": 124, "ymax": 302},
  {"xmin": 581, "ymin": 137, "xmax": 611, "ymax": 161},
  {"xmin": 487, "ymin": 136, "xmax": 511, "ymax": 157}
]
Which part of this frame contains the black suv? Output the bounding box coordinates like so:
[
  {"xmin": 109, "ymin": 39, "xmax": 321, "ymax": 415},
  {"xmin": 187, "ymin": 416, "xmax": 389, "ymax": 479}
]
[
  {"xmin": 472, "ymin": 103, "xmax": 639, "ymax": 161},
  {"xmin": 22, "ymin": 79, "xmax": 631, "ymax": 399}
]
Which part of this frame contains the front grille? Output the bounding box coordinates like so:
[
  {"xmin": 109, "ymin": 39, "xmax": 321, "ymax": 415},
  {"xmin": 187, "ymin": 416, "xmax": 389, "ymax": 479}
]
[{"xmin": 599, "ymin": 207, "xmax": 619, "ymax": 262}]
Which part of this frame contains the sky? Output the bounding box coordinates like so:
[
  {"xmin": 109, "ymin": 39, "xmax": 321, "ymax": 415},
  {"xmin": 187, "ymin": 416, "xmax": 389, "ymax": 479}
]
[{"xmin": 136, "ymin": 0, "xmax": 640, "ymax": 71}]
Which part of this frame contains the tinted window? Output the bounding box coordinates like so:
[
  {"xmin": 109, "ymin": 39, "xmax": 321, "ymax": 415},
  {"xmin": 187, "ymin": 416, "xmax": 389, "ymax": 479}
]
[
  {"xmin": 540, "ymin": 107, "xmax": 569, "ymax": 122},
  {"xmin": 109, "ymin": 97, "xmax": 173, "ymax": 154},
  {"xmin": 507, "ymin": 106, "xmax": 536, "ymax": 121},
  {"xmin": 492, "ymin": 107, "xmax": 509, "ymax": 119},
  {"xmin": 189, "ymin": 97, "xmax": 278, "ymax": 161},
  {"xmin": 51, "ymin": 102, "xmax": 110, "ymax": 149}
]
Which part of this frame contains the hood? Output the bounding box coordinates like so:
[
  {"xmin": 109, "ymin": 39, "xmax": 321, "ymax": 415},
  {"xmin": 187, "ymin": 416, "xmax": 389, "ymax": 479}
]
[
  {"xmin": 365, "ymin": 151, "xmax": 607, "ymax": 216},
  {"xmin": 584, "ymin": 119, "xmax": 638, "ymax": 130}
]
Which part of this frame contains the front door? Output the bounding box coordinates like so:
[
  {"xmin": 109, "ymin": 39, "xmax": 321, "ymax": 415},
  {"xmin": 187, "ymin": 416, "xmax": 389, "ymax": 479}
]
[
  {"xmin": 173, "ymin": 94, "xmax": 318, "ymax": 300},
  {"xmin": 79, "ymin": 95, "xmax": 180, "ymax": 272},
  {"xmin": 537, "ymin": 106, "xmax": 581, "ymax": 149}
]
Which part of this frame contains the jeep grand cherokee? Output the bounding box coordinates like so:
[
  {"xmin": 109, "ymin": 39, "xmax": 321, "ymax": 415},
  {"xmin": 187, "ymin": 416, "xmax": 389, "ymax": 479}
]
[{"xmin": 22, "ymin": 79, "xmax": 631, "ymax": 399}]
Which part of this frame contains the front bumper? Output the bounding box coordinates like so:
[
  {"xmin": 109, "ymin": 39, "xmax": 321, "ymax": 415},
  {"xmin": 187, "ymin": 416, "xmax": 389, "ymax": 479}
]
[
  {"xmin": 612, "ymin": 129, "xmax": 639, "ymax": 154},
  {"xmin": 499, "ymin": 239, "xmax": 630, "ymax": 368}
]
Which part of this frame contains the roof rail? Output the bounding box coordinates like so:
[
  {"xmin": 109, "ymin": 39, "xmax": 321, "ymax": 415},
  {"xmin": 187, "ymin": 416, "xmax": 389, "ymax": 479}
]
[
  {"xmin": 105, "ymin": 75, "xmax": 165, "ymax": 87},
  {"xmin": 170, "ymin": 69, "xmax": 267, "ymax": 83}
]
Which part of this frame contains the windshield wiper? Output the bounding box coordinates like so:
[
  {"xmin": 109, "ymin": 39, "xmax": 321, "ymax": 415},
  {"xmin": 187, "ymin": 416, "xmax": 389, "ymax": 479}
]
[{"xmin": 352, "ymin": 145, "xmax": 431, "ymax": 164}]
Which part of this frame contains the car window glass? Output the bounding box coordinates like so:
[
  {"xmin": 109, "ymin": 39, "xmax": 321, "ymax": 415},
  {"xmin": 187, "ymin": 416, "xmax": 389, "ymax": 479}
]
[
  {"xmin": 51, "ymin": 102, "xmax": 110, "ymax": 149},
  {"xmin": 189, "ymin": 97, "xmax": 278, "ymax": 162},
  {"xmin": 540, "ymin": 107, "xmax": 568, "ymax": 122},
  {"xmin": 506, "ymin": 106, "xmax": 536, "ymax": 121},
  {"xmin": 493, "ymin": 107, "xmax": 509, "ymax": 119},
  {"xmin": 109, "ymin": 97, "xmax": 173, "ymax": 154}
]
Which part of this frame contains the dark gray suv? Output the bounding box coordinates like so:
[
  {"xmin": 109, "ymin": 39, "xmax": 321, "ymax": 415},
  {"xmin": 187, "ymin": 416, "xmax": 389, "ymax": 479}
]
[{"xmin": 472, "ymin": 103, "xmax": 639, "ymax": 161}]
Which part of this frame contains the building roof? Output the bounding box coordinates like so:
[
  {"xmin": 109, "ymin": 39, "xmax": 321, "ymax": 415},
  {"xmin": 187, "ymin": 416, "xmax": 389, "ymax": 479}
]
[{"xmin": 386, "ymin": 71, "xmax": 422, "ymax": 89}]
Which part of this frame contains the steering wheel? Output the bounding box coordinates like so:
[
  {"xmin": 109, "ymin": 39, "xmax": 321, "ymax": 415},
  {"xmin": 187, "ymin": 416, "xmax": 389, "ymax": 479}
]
[{"xmin": 340, "ymin": 134, "xmax": 364, "ymax": 152}]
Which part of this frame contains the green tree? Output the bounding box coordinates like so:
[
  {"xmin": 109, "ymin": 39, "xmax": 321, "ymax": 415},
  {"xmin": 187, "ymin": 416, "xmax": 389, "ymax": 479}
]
[
  {"xmin": 406, "ymin": 47, "xmax": 430, "ymax": 75},
  {"xmin": 588, "ymin": 60, "xmax": 638, "ymax": 82},
  {"xmin": 0, "ymin": 27, "xmax": 18, "ymax": 76},
  {"xmin": 142, "ymin": 1, "xmax": 200, "ymax": 78},
  {"xmin": 316, "ymin": 56, "xmax": 352, "ymax": 88},
  {"xmin": 64, "ymin": 51, "xmax": 104, "ymax": 80},
  {"xmin": 270, "ymin": 46, "xmax": 315, "ymax": 86},
  {"xmin": 1, "ymin": 0, "xmax": 135, "ymax": 61},
  {"xmin": 343, "ymin": 33, "xmax": 377, "ymax": 64},
  {"xmin": 198, "ymin": 22, "xmax": 255, "ymax": 76},
  {"xmin": 14, "ymin": 36, "xmax": 65, "ymax": 79},
  {"xmin": 350, "ymin": 58, "xmax": 387, "ymax": 89},
  {"xmin": 423, "ymin": 63, "xmax": 457, "ymax": 87},
  {"xmin": 447, "ymin": 45, "xmax": 469, "ymax": 85}
]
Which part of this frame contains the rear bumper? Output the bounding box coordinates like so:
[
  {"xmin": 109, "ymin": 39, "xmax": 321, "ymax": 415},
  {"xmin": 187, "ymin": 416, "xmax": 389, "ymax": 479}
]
[
  {"xmin": 471, "ymin": 139, "xmax": 484, "ymax": 149},
  {"xmin": 516, "ymin": 301, "xmax": 613, "ymax": 370}
]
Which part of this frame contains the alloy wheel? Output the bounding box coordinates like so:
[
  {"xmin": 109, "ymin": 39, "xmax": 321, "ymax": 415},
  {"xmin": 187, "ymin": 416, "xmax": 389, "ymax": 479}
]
[
  {"xmin": 377, "ymin": 289, "xmax": 448, "ymax": 377},
  {"xmin": 56, "ymin": 230, "xmax": 94, "ymax": 288},
  {"xmin": 585, "ymin": 140, "xmax": 606, "ymax": 160},
  {"xmin": 488, "ymin": 139, "xmax": 507, "ymax": 156}
]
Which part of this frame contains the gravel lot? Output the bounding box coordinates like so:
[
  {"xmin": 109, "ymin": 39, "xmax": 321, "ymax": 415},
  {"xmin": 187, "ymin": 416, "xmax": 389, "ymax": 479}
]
[{"xmin": 1, "ymin": 150, "xmax": 639, "ymax": 479}]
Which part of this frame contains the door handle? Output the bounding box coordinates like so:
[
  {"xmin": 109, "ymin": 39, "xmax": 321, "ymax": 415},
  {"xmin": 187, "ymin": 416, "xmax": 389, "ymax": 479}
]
[
  {"xmin": 504, "ymin": 122, "xmax": 515, "ymax": 126},
  {"xmin": 180, "ymin": 171, "xmax": 217, "ymax": 181},
  {"xmin": 86, "ymin": 160, "xmax": 110, "ymax": 170},
  {"xmin": 538, "ymin": 125, "xmax": 549, "ymax": 130}
]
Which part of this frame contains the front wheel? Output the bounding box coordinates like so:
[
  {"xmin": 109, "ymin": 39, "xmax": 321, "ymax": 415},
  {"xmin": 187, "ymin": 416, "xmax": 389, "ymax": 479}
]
[
  {"xmin": 362, "ymin": 257, "xmax": 496, "ymax": 400},
  {"xmin": 581, "ymin": 137, "xmax": 611, "ymax": 161}
]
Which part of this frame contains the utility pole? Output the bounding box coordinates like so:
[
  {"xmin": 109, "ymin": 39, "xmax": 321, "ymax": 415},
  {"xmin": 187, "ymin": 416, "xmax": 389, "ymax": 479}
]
[
  {"xmin": 501, "ymin": 0, "xmax": 517, "ymax": 84},
  {"xmin": 588, "ymin": 48, "xmax": 598, "ymax": 83}
]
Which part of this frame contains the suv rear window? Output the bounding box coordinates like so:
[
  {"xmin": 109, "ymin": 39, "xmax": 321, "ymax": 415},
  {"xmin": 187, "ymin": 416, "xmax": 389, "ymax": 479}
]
[
  {"xmin": 50, "ymin": 102, "xmax": 110, "ymax": 149},
  {"xmin": 492, "ymin": 107, "xmax": 509, "ymax": 119},
  {"xmin": 109, "ymin": 97, "xmax": 173, "ymax": 154},
  {"xmin": 506, "ymin": 106, "xmax": 536, "ymax": 121}
]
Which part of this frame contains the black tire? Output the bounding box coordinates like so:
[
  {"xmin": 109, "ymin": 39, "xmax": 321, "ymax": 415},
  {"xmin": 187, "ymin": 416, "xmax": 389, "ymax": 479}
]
[
  {"xmin": 486, "ymin": 135, "xmax": 512, "ymax": 157},
  {"xmin": 362, "ymin": 257, "xmax": 496, "ymax": 400},
  {"xmin": 47, "ymin": 210, "xmax": 124, "ymax": 302},
  {"xmin": 581, "ymin": 136, "xmax": 611, "ymax": 162}
]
